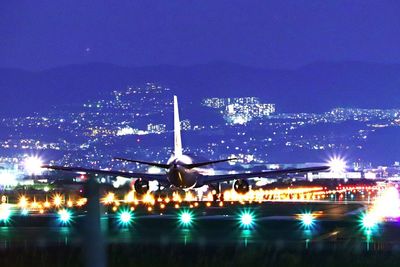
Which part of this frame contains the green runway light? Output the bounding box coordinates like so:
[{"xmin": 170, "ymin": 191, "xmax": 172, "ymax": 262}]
[
  {"xmin": 360, "ymin": 212, "xmax": 378, "ymax": 230},
  {"xmin": 178, "ymin": 210, "xmax": 194, "ymax": 227},
  {"xmin": 0, "ymin": 206, "xmax": 11, "ymax": 223},
  {"xmin": 58, "ymin": 209, "xmax": 72, "ymax": 225},
  {"xmin": 117, "ymin": 209, "xmax": 134, "ymax": 226},
  {"xmin": 238, "ymin": 210, "xmax": 255, "ymax": 228},
  {"xmin": 300, "ymin": 212, "xmax": 315, "ymax": 228}
]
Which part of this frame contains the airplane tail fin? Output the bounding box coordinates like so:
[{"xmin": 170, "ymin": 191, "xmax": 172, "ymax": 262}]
[{"xmin": 174, "ymin": 95, "xmax": 183, "ymax": 158}]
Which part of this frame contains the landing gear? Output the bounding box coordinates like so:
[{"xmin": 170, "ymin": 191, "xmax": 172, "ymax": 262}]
[{"xmin": 209, "ymin": 183, "xmax": 223, "ymax": 202}]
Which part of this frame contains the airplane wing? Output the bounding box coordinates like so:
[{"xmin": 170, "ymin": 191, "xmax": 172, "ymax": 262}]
[
  {"xmin": 202, "ymin": 166, "xmax": 330, "ymax": 184},
  {"xmin": 42, "ymin": 165, "xmax": 168, "ymax": 182}
]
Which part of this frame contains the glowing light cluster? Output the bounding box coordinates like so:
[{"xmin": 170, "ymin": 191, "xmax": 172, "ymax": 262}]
[
  {"xmin": 24, "ymin": 156, "xmax": 44, "ymax": 175},
  {"xmin": 53, "ymin": 194, "xmax": 63, "ymax": 207},
  {"xmin": 361, "ymin": 212, "xmax": 379, "ymax": 229},
  {"xmin": 328, "ymin": 156, "xmax": 347, "ymax": 174},
  {"xmin": 102, "ymin": 192, "xmax": 115, "ymax": 205},
  {"xmin": 0, "ymin": 205, "xmax": 11, "ymax": 222},
  {"xmin": 370, "ymin": 186, "xmax": 400, "ymax": 219}
]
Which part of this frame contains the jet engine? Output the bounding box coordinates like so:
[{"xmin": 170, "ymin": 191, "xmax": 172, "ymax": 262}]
[
  {"xmin": 134, "ymin": 178, "xmax": 149, "ymax": 195},
  {"xmin": 233, "ymin": 179, "xmax": 250, "ymax": 194}
]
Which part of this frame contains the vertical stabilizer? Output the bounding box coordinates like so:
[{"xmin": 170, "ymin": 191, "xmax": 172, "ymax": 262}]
[{"xmin": 174, "ymin": 95, "xmax": 183, "ymax": 158}]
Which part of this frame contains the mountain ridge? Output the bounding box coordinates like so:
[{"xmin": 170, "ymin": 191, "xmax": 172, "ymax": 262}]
[{"xmin": 1, "ymin": 61, "xmax": 400, "ymax": 116}]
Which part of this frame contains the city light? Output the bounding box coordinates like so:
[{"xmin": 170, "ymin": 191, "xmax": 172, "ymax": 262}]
[
  {"xmin": 24, "ymin": 156, "xmax": 44, "ymax": 175},
  {"xmin": 58, "ymin": 209, "xmax": 72, "ymax": 225}
]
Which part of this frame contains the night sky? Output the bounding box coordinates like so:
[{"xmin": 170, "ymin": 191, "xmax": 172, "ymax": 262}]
[{"xmin": 1, "ymin": 0, "xmax": 399, "ymax": 70}]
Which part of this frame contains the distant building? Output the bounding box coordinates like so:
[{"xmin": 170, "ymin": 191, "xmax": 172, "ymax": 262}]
[{"xmin": 202, "ymin": 97, "xmax": 275, "ymax": 125}]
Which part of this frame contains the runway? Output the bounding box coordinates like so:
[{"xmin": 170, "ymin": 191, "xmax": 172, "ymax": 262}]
[
  {"xmin": 1, "ymin": 201, "xmax": 400, "ymax": 266},
  {"xmin": 0, "ymin": 202, "xmax": 397, "ymax": 248}
]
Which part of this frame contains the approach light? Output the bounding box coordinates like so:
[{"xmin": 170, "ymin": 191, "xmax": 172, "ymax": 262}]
[
  {"xmin": 58, "ymin": 209, "xmax": 72, "ymax": 225},
  {"xmin": 117, "ymin": 209, "xmax": 134, "ymax": 226},
  {"xmin": 24, "ymin": 156, "xmax": 44, "ymax": 175},
  {"xmin": 239, "ymin": 210, "xmax": 255, "ymax": 228}
]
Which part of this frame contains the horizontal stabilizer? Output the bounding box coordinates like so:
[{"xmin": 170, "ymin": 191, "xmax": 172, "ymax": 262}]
[
  {"xmin": 183, "ymin": 158, "xmax": 238, "ymax": 169},
  {"xmin": 41, "ymin": 164, "xmax": 168, "ymax": 182},
  {"xmin": 114, "ymin": 157, "xmax": 170, "ymax": 169}
]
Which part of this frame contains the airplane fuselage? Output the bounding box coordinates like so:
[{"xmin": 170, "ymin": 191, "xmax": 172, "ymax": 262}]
[{"xmin": 166, "ymin": 157, "xmax": 200, "ymax": 188}]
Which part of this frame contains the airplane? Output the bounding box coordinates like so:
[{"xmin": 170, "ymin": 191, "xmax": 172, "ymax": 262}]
[{"xmin": 42, "ymin": 96, "xmax": 329, "ymax": 197}]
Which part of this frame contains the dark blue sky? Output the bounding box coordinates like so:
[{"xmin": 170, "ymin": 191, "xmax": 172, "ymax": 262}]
[{"xmin": 1, "ymin": 0, "xmax": 399, "ymax": 70}]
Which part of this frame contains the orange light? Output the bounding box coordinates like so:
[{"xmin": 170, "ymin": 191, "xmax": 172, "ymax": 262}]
[{"xmin": 53, "ymin": 194, "xmax": 63, "ymax": 207}]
